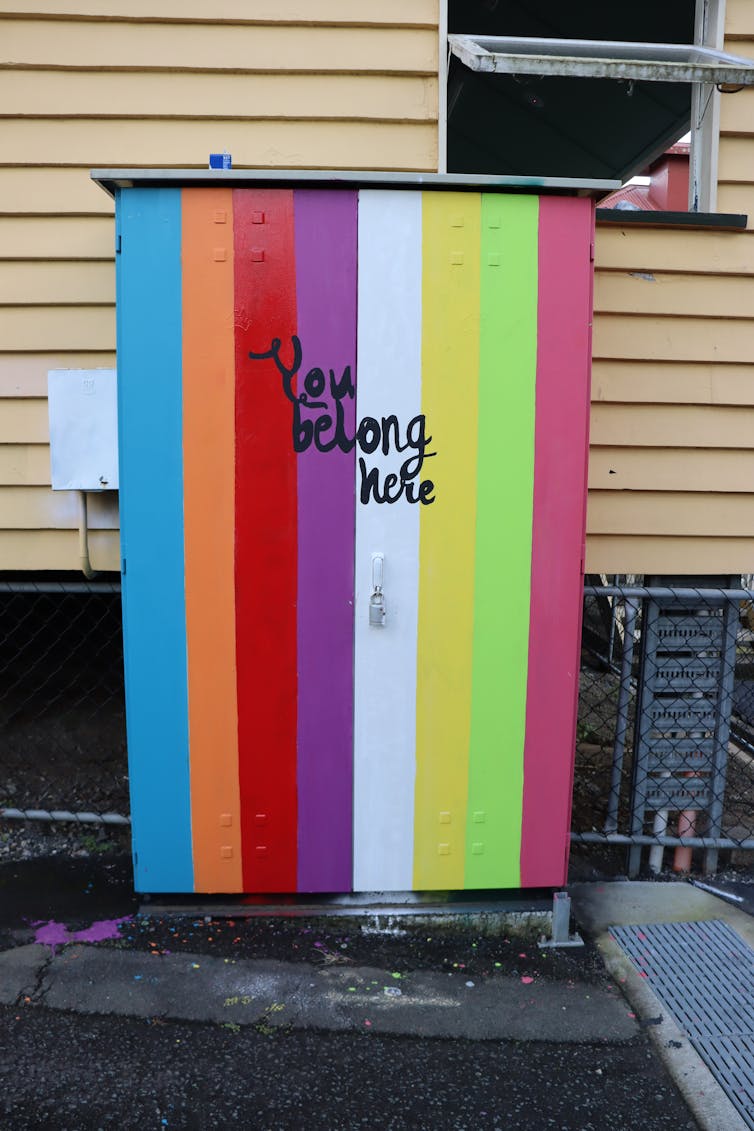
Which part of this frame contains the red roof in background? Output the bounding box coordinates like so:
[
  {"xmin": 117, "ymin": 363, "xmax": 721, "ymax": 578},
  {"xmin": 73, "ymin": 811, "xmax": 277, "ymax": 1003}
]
[
  {"xmin": 600, "ymin": 183, "xmax": 660, "ymax": 210},
  {"xmin": 599, "ymin": 141, "xmax": 690, "ymax": 210}
]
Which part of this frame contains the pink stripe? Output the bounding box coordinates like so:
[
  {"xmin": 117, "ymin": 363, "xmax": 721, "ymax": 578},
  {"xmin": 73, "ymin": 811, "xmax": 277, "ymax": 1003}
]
[
  {"xmin": 520, "ymin": 197, "xmax": 594, "ymax": 887},
  {"xmin": 294, "ymin": 190, "xmax": 357, "ymax": 892}
]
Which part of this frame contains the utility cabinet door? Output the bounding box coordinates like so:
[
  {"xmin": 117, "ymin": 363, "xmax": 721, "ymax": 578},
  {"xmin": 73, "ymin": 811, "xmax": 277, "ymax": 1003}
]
[
  {"xmin": 352, "ymin": 190, "xmax": 593, "ymax": 891},
  {"xmin": 118, "ymin": 187, "xmax": 359, "ymax": 895}
]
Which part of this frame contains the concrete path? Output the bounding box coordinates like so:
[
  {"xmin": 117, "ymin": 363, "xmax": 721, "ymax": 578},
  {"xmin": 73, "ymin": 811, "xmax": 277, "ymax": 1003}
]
[{"xmin": 0, "ymin": 941, "xmax": 636, "ymax": 1043}]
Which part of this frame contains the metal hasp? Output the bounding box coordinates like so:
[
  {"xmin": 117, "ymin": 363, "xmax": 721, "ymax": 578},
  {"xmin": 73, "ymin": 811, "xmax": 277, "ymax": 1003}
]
[
  {"xmin": 538, "ymin": 891, "xmax": 584, "ymax": 949},
  {"xmin": 369, "ymin": 552, "xmax": 386, "ymax": 627},
  {"xmin": 628, "ymin": 577, "xmax": 740, "ymax": 877}
]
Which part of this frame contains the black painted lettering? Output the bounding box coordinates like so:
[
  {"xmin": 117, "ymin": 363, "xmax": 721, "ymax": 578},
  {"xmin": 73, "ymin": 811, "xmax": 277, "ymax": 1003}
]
[
  {"xmin": 359, "ymin": 458, "xmax": 386, "ymax": 504},
  {"xmin": 418, "ymin": 478, "xmax": 436, "ymax": 505},
  {"xmin": 250, "ymin": 332, "xmax": 438, "ymax": 503},
  {"xmin": 357, "ymin": 417, "xmax": 381, "ymax": 455},
  {"xmin": 302, "ymin": 366, "xmax": 326, "ymax": 405}
]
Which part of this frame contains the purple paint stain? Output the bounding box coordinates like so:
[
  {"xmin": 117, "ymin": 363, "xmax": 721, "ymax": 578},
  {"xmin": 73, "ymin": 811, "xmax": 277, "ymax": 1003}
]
[{"xmin": 34, "ymin": 916, "xmax": 132, "ymax": 950}]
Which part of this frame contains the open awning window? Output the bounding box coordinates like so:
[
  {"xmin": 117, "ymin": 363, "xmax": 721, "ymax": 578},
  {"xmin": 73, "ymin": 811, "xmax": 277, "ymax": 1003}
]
[
  {"xmin": 447, "ymin": 30, "xmax": 754, "ymax": 183},
  {"xmin": 449, "ymin": 36, "xmax": 754, "ymax": 87}
]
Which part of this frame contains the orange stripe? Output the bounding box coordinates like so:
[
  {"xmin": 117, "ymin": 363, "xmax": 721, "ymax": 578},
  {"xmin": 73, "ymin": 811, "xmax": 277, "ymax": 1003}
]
[{"xmin": 182, "ymin": 188, "xmax": 243, "ymax": 892}]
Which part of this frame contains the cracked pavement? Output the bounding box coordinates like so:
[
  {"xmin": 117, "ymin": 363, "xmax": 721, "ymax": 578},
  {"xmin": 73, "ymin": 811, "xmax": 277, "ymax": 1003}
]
[{"xmin": 0, "ymin": 942, "xmax": 640, "ymax": 1041}]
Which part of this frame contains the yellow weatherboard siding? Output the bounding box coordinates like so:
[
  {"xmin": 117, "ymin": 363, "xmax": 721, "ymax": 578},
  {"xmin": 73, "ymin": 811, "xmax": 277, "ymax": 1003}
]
[
  {"xmin": 0, "ymin": 2, "xmax": 438, "ymax": 570},
  {"xmin": 588, "ymin": 1, "xmax": 754, "ymax": 573},
  {"xmin": 591, "ymin": 361, "xmax": 754, "ymax": 406},
  {"xmin": 0, "ymin": 71, "xmax": 437, "ymax": 122},
  {"xmin": 0, "ymin": 446, "xmax": 51, "ymax": 486},
  {"xmin": 0, "ymin": 1, "xmax": 437, "ymax": 20},
  {"xmin": 0, "ymin": 530, "xmax": 120, "ymax": 571}
]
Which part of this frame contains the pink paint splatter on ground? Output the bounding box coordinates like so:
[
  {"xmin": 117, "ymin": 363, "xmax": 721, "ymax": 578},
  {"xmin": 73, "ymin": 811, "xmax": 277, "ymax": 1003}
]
[
  {"xmin": 521, "ymin": 976, "xmax": 534, "ymax": 985},
  {"xmin": 34, "ymin": 917, "xmax": 132, "ymax": 949}
]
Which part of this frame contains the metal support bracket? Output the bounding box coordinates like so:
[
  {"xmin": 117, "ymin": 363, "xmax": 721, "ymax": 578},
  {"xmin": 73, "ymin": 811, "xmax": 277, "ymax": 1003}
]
[{"xmin": 538, "ymin": 891, "xmax": 584, "ymax": 949}]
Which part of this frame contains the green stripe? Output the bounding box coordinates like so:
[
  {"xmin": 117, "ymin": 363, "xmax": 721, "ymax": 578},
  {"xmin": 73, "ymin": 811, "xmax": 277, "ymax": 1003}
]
[{"xmin": 464, "ymin": 195, "xmax": 539, "ymax": 888}]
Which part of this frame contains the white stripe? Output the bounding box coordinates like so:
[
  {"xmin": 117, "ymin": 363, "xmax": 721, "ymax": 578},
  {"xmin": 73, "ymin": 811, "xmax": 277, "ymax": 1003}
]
[{"xmin": 353, "ymin": 190, "xmax": 422, "ymax": 892}]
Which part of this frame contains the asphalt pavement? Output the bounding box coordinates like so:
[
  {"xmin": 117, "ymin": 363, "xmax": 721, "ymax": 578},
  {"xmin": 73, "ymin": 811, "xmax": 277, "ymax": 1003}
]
[{"xmin": 0, "ymin": 852, "xmax": 727, "ymax": 1130}]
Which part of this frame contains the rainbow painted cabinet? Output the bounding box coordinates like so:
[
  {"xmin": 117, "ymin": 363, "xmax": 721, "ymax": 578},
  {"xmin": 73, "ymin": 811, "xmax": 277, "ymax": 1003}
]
[{"xmin": 109, "ymin": 173, "xmax": 594, "ymax": 895}]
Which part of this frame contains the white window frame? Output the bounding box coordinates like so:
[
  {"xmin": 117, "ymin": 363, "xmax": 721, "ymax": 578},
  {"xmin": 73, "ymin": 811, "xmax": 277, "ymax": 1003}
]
[{"xmin": 691, "ymin": 0, "xmax": 726, "ymax": 211}]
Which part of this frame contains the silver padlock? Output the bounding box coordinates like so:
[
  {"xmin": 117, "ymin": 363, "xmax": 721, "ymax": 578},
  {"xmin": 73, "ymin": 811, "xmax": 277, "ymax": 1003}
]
[{"xmin": 369, "ymin": 589, "xmax": 386, "ymax": 627}]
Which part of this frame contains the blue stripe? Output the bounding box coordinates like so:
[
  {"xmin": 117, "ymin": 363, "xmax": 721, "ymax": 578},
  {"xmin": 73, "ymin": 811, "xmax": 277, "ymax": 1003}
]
[{"xmin": 116, "ymin": 188, "xmax": 194, "ymax": 892}]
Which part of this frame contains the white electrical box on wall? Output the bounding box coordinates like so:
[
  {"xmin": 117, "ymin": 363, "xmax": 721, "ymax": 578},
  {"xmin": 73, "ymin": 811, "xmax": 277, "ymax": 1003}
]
[{"xmin": 48, "ymin": 369, "xmax": 119, "ymax": 491}]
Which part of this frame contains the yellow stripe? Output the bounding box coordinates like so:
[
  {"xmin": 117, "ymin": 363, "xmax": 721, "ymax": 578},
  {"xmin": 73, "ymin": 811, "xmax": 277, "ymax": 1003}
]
[{"xmin": 413, "ymin": 192, "xmax": 480, "ymax": 889}]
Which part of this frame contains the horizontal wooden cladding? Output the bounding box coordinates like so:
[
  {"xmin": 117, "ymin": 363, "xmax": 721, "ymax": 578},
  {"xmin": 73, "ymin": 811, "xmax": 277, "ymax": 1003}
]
[
  {"xmin": 717, "ymin": 183, "xmax": 754, "ymax": 226},
  {"xmin": 0, "ymin": 305, "xmax": 114, "ymax": 351},
  {"xmin": 593, "ymin": 313, "xmax": 754, "ymax": 364},
  {"xmin": 0, "ymin": 261, "xmax": 114, "ymax": 305},
  {"xmin": 587, "ymin": 491, "xmax": 754, "ymax": 538},
  {"xmin": 727, "ymin": 1, "xmax": 754, "ymax": 38},
  {"xmin": 0, "ymin": 69, "xmax": 438, "ymax": 122},
  {"xmin": 0, "ymin": 119, "xmax": 438, "ymax": 171},
  {"xmin": 589, "ymin": 447, "xmax": 754, "ymax": 493},
  {"xmin": 719, "ymin": 85, "xmax": 754, "ymax": 134},
  {"xmin": 0, "ymin": 444, "xmax": 50, "ymax": 485},
  {"xmin": 585, "ymin": 535, "xmax": 754, "ymax": 575},
  {"xmin": 591, "ymin": 361, "xmax": 754, "ymax": 406},
  {"xmin": 594, "ymin": 225, "xmax": 754, "ymax": 275},
  {"xmin": 594, "ymin": 269, "xmax": 754, "ymax": 319},
  {"xmin": 717, "ymin": 136, "xmax": 754, "ymax": 184},
  {"xmin": 0, "ymin": 168, "xmax": 112, "ymax": 215},
  {"xmin": 0, "ymin": 399, "xmax": 51, "ymax": 442},
  {"xmin": 0, "ymin": 20, "xmax": 437, "ymax": 73},
  {"xmin": 0, "ymin": 216, "xmax": 113, "ymax": 260},
  {"xmin": 0, "ymin": 352, "xmax": 115, "ymax": 396},
  {"xmin": 0, "ymin": 528, "xmax": 119, "ymax": 570},
  {"xmin": 0, "ymin": 485, "xmax": 117, "ymax": 529},
  {"xmin": 591, "ymin": 403, "xmax": 754, "ymax": 448},
  {"xmin": 0, "ymin": 0, "xmax": 438, "ymax": 26}
]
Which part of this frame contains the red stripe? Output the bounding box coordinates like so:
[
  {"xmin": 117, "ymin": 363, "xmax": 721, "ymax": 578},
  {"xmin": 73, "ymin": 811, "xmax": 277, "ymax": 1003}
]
[
  {"xmin": 520, "ymin": 196, "xmax": 594, "ymax": 887},
  {"xmin": 234, "ymin": 190, "xmax": 298, "ymax": 891}
]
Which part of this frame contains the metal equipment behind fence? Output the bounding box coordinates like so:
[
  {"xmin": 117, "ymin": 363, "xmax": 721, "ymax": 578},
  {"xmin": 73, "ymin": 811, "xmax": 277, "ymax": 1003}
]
[{"xmin": 574, "ymin": 577, "xmax": 754, "ymax": 875}]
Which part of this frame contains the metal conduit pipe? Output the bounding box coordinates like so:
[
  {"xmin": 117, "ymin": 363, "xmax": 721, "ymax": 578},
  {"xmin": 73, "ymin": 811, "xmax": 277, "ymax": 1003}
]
[
  {"xmin": 0, "ymin": 808, "xmax": 130, "ymax": 825},
  {"xmin": 77, "ymin": 490, "xmax": 99, "ymax": 580},
  {"xmin": 603, "ymin": 598, "xmax": 637, "ymax": 834},
  {"xmin": 572, "ymin": 831, "xmax": 754, "ymax": 849},
  {"xmin": 0, "ymin": 581, "xmax": 120, "ymax": 593},
  {"xmin": 584, "ymin": 584, "xmax": 754, "ymax": 602}
]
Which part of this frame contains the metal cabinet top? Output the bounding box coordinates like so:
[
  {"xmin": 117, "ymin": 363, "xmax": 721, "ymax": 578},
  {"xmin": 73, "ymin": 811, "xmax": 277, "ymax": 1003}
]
[{"xmin": 92, "ymin": 167, "xmax": 619, "ymax": 198}]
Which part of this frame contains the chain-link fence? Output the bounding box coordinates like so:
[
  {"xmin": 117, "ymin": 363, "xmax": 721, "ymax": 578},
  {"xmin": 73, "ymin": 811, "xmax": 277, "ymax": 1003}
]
[
  {"xmin": 0, "ymin": 581, "xmax": 129, "ymax": 827},
  {"xmin": 5, "ymin": 575, "xmax": 754, "ymax": 879},
  {"xmin": 574, "ymin": 576, "xmax": 754, "ymax": 876}
]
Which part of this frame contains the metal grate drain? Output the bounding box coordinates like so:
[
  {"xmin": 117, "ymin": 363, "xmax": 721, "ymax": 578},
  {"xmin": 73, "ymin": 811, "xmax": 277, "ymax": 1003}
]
[{"xmin": 611, "ymin": 919, "xmax": 754, "ymax": 1128}]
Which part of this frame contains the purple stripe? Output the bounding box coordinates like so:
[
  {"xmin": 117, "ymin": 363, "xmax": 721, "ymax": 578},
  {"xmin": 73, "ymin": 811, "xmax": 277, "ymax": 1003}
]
[{"xmin": 294, "ymin": 190, "xmax": 357, "ymax": 892}]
